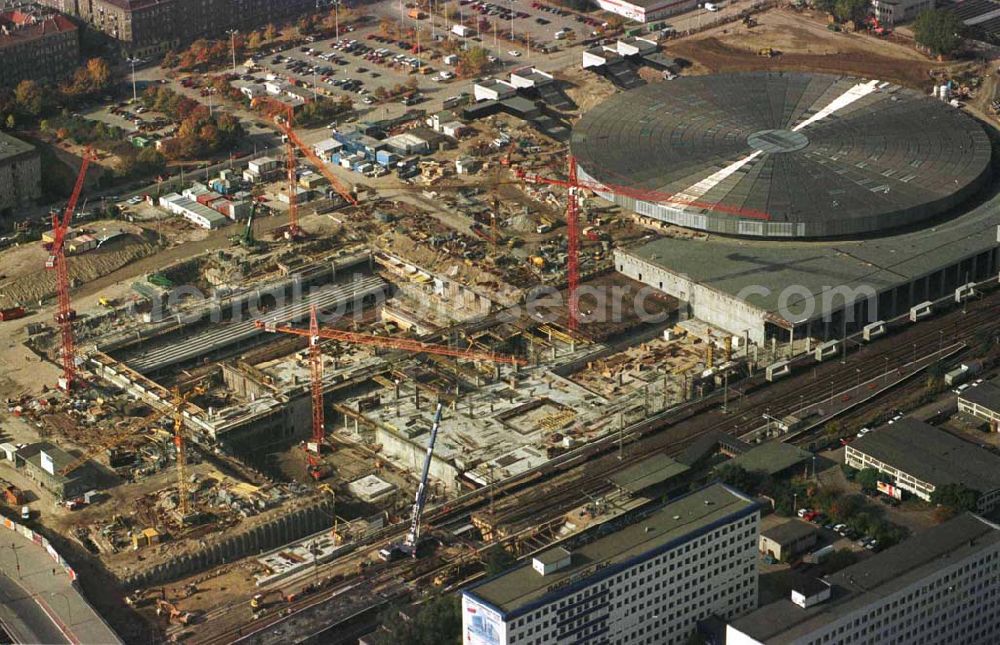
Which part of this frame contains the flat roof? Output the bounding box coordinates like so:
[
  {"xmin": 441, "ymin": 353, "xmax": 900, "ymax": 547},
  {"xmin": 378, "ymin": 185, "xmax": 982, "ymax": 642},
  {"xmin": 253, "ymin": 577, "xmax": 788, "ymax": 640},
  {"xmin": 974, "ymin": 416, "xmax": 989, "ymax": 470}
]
[
  {"xmin": 620, "ymin": 170, "xmax": 1000, "ymax": 319},
  {"xmin": 960, "ymin": 377, "xmax": 1000, "ymax": 412},
  {"xmin": 609, "ymin": 452, "xmax": 689, "ymax": 493},
  {"xmin": 0, "ymin": 131, "xmax": 35, "ymax": 163},
  {"xmin": 465, "ymin": 483, "xmax": 757, "ymax": 617},
  {"xmin": 17, "ymin": 442, "xmax": 82, "ymax": 480},
  {"xmin": 761, "ymin": 519, "xmax": 817, "ymax": 545},
  {"xmin": 730, "ymin": 513, "xmax": 1000, "ymax": 643},
  {"xmin": 725, "ymin": 442, "xmax": 812, "ymax": 476},
  {"xmin": 849, "ymin": 418, "xmax": 1000, "ymax": 491},
  {"xmin": 534, "ymin": 547, "xmax": 571, "ymax": 565}
]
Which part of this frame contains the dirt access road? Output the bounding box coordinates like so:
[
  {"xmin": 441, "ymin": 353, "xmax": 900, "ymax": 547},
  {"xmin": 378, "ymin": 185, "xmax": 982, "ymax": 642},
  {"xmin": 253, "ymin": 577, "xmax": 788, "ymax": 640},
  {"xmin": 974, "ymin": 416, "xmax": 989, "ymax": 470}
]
[{"xmin": 668, "ymin": 8, "xmax": 952, "ymax": 90}]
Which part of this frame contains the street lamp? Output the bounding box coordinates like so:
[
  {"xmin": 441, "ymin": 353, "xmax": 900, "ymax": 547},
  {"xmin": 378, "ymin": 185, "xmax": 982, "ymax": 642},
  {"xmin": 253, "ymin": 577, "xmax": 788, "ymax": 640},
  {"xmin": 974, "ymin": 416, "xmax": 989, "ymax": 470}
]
[
  {"xmin": 227, "ymin": 30, "xmax": 239, "ymax": 75},
  {"xmin": 126, "ymin": 57, "xmax": 140, "ymax": 102},
  {"xmin": 333, "ymin": 0, "xmax": 341, "ymax": 41}
]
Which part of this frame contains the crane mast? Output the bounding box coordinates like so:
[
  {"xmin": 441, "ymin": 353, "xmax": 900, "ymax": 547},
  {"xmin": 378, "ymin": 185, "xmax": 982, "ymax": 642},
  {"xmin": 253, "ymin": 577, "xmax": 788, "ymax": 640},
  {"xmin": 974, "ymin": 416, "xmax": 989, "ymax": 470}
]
[
  {"xmin": 48, "ymin": 150, "xmax": 95, "ymax": 390},
  {"xmin": 403, "ymin": 402, "xmax": 444, "ymax": 556}
]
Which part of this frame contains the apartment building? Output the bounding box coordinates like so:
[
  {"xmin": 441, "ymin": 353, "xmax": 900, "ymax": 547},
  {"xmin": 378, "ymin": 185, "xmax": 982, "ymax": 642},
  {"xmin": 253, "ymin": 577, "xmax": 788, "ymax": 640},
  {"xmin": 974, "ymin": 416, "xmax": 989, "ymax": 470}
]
[
  {"xmin": 0, "ymin": 7, "xmax": 79, "ymax": 87},
  {"xmin": 39, "ymin": 0, "xmax": 317, "ymax": 57},
  {"xmin": 727, "ymin": 512, "xmax": 1000, "ymax": 644},
  {"xmin": 462, "ymin": 483, "xmax": 760, "ymax": 645},
  {"xmin": 0, "ymin": 132, "xmax": 41, "ymax": 216}
]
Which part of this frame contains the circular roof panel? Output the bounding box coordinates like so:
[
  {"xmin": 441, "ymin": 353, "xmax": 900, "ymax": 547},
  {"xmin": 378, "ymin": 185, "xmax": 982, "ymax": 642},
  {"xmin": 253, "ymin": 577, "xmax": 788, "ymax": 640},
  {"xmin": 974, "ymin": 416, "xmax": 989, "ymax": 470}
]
[{"xmin": 569, "ymin": 72, "xmax": 993, "ymax": 238}]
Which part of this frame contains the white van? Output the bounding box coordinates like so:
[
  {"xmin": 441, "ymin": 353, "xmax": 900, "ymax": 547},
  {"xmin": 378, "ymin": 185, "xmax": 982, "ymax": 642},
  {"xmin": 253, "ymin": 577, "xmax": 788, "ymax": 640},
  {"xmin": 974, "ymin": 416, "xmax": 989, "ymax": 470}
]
[{"xmin": 704, "ymin": 2, "xmax": 720, "ymax": 10}]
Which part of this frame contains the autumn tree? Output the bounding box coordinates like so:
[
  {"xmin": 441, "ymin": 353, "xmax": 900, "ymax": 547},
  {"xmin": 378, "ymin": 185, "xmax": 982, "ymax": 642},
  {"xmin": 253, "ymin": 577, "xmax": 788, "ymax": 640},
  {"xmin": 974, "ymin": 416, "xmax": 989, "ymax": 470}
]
[
  {"xmin": 86, "ymin": 58, "xmax": 112, "ymax": 89},
  {"xmin": 14, "ymin": 80, "xmax": 44, "ymax": 116},
  {"xmin": 457, "ymin": 46, "xmax": 491, "ymax": 77}
]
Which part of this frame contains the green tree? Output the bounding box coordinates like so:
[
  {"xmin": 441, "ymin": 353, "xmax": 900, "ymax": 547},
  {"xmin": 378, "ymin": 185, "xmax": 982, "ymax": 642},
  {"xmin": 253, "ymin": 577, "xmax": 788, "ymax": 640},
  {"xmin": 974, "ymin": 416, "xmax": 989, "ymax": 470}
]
[
  {"xmin": 856, "ymin": 468, "xmax": 880, "ymax": 491},
  {"xmin": 930, "ymin": 483, "xmax": 980, "ymax": 512},
  {"xmin": 814, "ymin": 0, "xmax": 836, "ymax": 12},
  {"xmin": 833, "ymin": 0, "xmax": 868, "ymax": 24},
  {"xmin": 483, "ymin": 545, "xmax": 516, "ymax": 576},
  {"xmin": 914, "ymin": 9, "xmax": 964, "ymax": 58},
  {"xmin": 829, "ymin": 494, "xmax": 865, "ymax": 523},
  {"xmin": 137, "ymin": 147, "xmax": 166, "ymax": 173},
  {"xmin": 716, "ymin": 464, "xmax": 765, "ymax": 494},
  {"xmin": 378, "ymin": 595, "xmax": 462, "ymax": 645}
]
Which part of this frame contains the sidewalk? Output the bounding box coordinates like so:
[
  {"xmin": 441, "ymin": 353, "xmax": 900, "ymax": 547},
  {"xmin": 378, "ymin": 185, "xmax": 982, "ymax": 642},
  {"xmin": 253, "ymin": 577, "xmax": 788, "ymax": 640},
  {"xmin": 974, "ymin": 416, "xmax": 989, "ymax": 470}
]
[{"xmin": 0, "ymin": 523, "xmax": 121, "ymax": 644}]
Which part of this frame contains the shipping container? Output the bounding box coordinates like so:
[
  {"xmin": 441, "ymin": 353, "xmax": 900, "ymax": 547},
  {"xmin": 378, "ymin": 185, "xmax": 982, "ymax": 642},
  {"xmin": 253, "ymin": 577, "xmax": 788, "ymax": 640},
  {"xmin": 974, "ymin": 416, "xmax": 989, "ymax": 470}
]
[{"xmin": 0, "ymin": 307, "xmax": 26, "ymax": 321}]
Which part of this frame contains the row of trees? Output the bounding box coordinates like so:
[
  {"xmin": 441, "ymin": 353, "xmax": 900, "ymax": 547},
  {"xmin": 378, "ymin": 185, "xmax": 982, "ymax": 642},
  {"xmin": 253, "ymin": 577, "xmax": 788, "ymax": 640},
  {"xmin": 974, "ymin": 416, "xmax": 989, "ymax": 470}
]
[
  {"xmin": 810, "ymin": 483, "xmax": 910, "ymax": 548},
  {"xmin": 295, "ymin": 95, "xmax": 354, "ymax": 127},
  {"xmin": 0, "ymin": 58, "xmax": 114, "ymax": 128},
  {"xmin": 162, "ymin": 6, "xmax": 360, "ymax": 73},
  {"xmin": 40, "ymin": 115, "xmax": 166, "ymax": 179},
  {"xmin": 140, "ymin": 85, "xmax": 245, "ymax": 160},
  {"xmin": 812, "ymin": 0, "xmax": 964, "ymax": 58},
  {"xmin": 717, "ymin": 464, "xmax": 807, "ymax": 517}
]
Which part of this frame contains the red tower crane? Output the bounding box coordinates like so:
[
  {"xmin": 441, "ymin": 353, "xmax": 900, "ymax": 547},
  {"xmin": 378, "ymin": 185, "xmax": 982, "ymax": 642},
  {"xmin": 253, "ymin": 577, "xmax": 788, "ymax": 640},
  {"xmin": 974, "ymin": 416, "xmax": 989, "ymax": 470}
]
[
  {"xmin": 254, "ymin": 307, "xmax": 523, "ymax": 479},
  {"xmin": 251, "ymin": 97, "xmax": 358, "ymax": 240},
  {"xmin": 514, "ymin": 156, "xmax": 772, "ymax": 331},
  {"xmin": 46, "ymin": 149, "xmax": 96, "ymax": 391}
]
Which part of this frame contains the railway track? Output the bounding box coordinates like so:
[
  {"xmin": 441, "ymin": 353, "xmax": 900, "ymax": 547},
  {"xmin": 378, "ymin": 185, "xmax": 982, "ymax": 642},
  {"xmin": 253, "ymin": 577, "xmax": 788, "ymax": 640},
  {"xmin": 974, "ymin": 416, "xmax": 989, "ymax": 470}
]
[
  {"xmin": 191, "ymin": 287, "xmax": 1000, "ymax": 643},
  {"xmin": 483, "ymin": 288, "xmax": 1000, "ymax": 531}
]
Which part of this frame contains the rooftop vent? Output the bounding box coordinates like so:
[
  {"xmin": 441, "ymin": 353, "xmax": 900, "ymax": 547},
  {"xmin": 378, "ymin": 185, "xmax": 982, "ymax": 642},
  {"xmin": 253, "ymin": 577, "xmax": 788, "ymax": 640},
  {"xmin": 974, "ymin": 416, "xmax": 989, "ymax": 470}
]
[{"xmin": 532, "ymin": 547, "xmax": 572, "ymax": 576}]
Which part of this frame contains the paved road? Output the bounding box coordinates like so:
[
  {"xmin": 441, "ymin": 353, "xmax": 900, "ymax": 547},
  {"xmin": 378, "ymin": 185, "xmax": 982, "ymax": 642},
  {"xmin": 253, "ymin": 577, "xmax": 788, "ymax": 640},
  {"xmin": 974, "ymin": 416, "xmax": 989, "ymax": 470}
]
[
  {"xmin": 0, "ymin": 529, "xmax": 121, "ymax": 644},
  {"xmin": 0, "ymin": 571, "xmax": 70, "ymax": 645}
]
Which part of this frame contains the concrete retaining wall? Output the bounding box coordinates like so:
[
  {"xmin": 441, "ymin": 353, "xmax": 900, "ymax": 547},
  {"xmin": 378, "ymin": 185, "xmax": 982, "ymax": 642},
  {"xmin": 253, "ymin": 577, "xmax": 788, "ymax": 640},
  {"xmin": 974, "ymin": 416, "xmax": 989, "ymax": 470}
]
[{"xmin": 121, "ymin": 499, "xmax": 334, "ymax": 589}]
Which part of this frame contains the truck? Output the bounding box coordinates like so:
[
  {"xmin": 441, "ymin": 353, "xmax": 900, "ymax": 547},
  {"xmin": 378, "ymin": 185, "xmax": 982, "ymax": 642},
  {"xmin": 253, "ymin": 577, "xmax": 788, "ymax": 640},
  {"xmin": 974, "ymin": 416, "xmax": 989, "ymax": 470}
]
[
  {"xmin": 451, "ymin": 24, "xmax": 472, "ymax": 38},
  {"xmin": 803, "ymin": 544, "xmax": 835, "ymax": 565},
  {"xmin": 0, "ymin": 307, "xmax": 25, "ymax": 321},
  {"xmin": 408, "ymin": 8, "xmax": 425, "ymax": 19}
]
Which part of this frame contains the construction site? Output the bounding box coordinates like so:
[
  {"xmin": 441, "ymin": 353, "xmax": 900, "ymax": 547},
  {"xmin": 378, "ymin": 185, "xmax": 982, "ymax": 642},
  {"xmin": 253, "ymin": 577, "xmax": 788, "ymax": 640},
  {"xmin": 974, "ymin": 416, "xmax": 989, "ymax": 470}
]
[
  {"xmin": 0, "ymin": 76, "xmax": 726, "ymax": 634},
  {"xmin": 3, "ymin": 3, "xmax": 1000, "ymax": 641}
]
